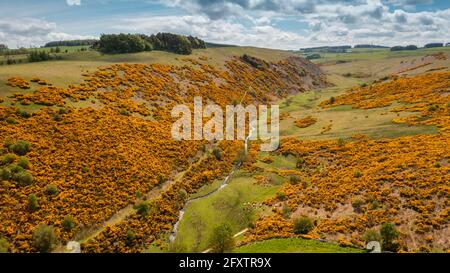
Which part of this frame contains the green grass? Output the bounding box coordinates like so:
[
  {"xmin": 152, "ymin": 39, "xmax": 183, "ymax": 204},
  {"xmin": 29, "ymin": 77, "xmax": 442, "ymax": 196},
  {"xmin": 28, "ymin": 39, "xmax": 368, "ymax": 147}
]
[
  {"xmin": 277, "ymin": 77, "xmax": 438, "ymax": 141},
  {"xmin": 172, "ymin": 172, "xmax": 281, "ymax": 253},
  {"xmin": 299, "ymin": 47, "xmax": 450, "ymax": 64},
  {"xmin": 234, "ymin": 237, "xmax": 364, "ymax": 253}
]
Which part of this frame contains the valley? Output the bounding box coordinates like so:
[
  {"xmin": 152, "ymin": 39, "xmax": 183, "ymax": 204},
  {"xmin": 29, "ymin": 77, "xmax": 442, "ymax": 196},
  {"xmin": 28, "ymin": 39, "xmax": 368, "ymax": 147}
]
[{"xmin": 1, "ymin": 44, "xmax": 449, "ymax": 253}]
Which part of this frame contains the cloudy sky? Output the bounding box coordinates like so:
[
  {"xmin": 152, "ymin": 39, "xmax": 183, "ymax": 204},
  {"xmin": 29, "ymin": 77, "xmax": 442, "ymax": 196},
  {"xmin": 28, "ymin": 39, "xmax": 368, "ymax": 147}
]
[{"xmin": 1, "ymin": 0, "xmax": 449, "ymax": 49}]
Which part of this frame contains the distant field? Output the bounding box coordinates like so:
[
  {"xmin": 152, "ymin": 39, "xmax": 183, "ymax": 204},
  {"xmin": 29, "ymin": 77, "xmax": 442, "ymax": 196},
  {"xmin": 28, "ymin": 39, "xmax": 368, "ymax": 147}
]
[
  {"xmin": 299, "ymin": 47, "xmax": 450, "ymax": 84},
  {"xmin": 234, "ymin": 237, "xmax": 364, "ymax": 253},
  {"xmin": 299, "ymin": 47, "xmax": 450, "ymax": 64}
]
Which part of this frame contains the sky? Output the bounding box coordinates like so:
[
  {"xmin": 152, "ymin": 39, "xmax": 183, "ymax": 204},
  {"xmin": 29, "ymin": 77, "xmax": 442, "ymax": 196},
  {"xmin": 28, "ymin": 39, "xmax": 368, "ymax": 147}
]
[{"xmin": 0, "ymin": 0, "xmax": 449, "ymax": 49}]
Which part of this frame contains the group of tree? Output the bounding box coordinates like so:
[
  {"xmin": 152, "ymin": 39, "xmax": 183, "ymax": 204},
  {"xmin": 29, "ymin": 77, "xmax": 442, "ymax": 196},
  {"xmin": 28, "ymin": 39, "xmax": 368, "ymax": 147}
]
[
  {"xmin": 354, "ymin": 44, "xmax": 389, "ymax": 49},
  {"xmin": 44, "ymin": 39, "xmax": 98, "ymax": 48},
  {"xmin": 302, "ymin": 45, "xmax": 351, "ymax": 53},
  {"xmin": 390, "ymin": 45, "xmax": 418, "ymax": 51},
  {"xmin": 0, "ymin": 44, "xmax": 8, "ymax": 52},
  {"xmin": 424, "ymin": 43, "xmax": 444, "ymax": 48},
  {"xmin": 94, "ymin": 33, "xmax": 206, "ymax": 55},
  {"xmin": 28, "ymin": 51, "xmax": 53, "ymax": 62}
]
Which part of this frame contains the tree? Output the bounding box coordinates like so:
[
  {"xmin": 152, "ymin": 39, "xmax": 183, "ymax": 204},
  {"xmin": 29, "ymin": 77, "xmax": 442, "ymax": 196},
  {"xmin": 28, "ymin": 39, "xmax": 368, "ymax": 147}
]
[
  {"xmin": 424, "ymin": 43, "xmax": 443, "ymax": 48},
  {"xmin": 134, "ymin": 201, "xmax": 151, "ymax": 216},
  {"xmin": 32, "ymin": 225, "xmax": 57, "ymax": 253},
  {"xmin": 46, "ymin": 184, "xmax": 59, "ymax": 195},
  {"xmin": 44, "ymin": 39, "xmax": 98, "ymax": 47},
  {"xmin": 293, "ymin": 216, "xmax": 314, "ymax": 234},
  {"xmin": 28, "ymin": 194, "xmax": 39, "ymax": 211},
  {"xmin": 13, "ymin": 171, "xmax": 33, "ymax": 186},
  {"xmin": 10, "ymin": 140, "xmax": 30, "ymax": 156},
  {"xmin": 380, "ymin": 222, "xmax": 400, "ymax": 252},
  {"xmin": 95, "ymin": 33, "xmax": 205, "ymax": 55},
  {"xmin": 28, "ymin": 51, "xmax": 52, "ymax": 62},
  {"xmin": 63, "ymin": 215, "xmax": 76, "ymax": 231},
  {"xmin": 363, "ymin": 229, "xmax": 382, "ymax": 243},
  {"xmin": 0, "ymin": 236, "xmax": 10, "ymax": 253},
  {"xmin": 0, "ymin": 44, "xmax": 8, "ymax": 52},
  {"xmin": 212, "ymin": 147, "xmax": 222, "ymax": 161},
  {"xmin": 210, "ymin": 224, "xmax": 235, "ymax": 253}
]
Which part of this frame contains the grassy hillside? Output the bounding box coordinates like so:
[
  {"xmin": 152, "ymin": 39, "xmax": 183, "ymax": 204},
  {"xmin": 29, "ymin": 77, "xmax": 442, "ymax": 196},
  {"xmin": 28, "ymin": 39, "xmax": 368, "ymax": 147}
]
[
  {"xmin": 0, "ymin": 47, "xmax": 294, "ymax": 102},
  {"xmin": 0, "ymin": 45, "xmax": 327, "ymax": 253},
  {"xmin": 234, "ymin": 237, "xmax": 363, "ymax": 253}
]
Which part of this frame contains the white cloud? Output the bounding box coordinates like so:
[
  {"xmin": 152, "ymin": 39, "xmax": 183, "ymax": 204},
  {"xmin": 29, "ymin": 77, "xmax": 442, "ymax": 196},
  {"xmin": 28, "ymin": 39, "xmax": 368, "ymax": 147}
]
[
  {"xmin": 113, "ymin": 15, "xmax": 309, "ymax": 50},
  {"xmin": 1, "ymin": 0, "xmax": 449, "ymax": 49},
  {"xmin": 0, "ymin": 18, "xmax": 94, "ymax": 48},
  {"xmin": 66, "ymin": 0, "xmax": 81, "ymax": 6},
  {"xmin": 145, "ymin": 0, "xmax": 449, "ymax": 48}
]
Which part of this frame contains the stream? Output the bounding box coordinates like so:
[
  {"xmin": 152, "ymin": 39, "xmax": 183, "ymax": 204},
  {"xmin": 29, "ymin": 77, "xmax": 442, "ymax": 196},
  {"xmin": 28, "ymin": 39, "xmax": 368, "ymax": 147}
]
[{"xmin": 169, "ymin": 124, "xmax": 256, "ymax": 242}]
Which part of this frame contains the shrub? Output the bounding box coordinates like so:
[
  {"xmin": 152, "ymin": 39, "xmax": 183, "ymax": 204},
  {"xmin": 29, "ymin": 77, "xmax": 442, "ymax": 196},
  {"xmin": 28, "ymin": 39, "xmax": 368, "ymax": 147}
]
[
  {"xmin": 296, "ymin": 158, "xmax": 305, "ymax": 168},
  {"xmin": 126, "ymin": 229, "xmax": 136, "ymax": 241},
  {"xmin": 276, "ymin": 192, "xmax": 287, "ymax": 201},
  {"xmin": 9, "ymin": 164, "xmax": 24, "ymax": 174},
  {"xmin": 236, "ymin": 150, "xmax": 247, "ymax": 164},
  {"xmin": 428, "ymin": 105, "xmax": 439, "ymax": 112},
  {"xmin": 282, "ymin": 204, "xmax": 291, "ymax": 219},
  {"xmin": 212, "ymin": 148, "xmax": 222, "ymax": 161},
  {"xmin": 62, "ymin": 215, "xmax": 76, "ymax": 231},
  {"xmin": 28, "ymin": 194, "xmax": 39, "ymax": 211},
  {"xmin": 380, "ymin": 222, "xmax": 400, "ymax": 252},
  {"xmin": 134, "ymin": 201, "xmax": 151, "ymax": 216},
  {"xmin": 352, "ymin": 199, "xmax": 365, "ymax": 213},
  {"xmin": 119, "ymin": 109, "xmax": 130, "ymax": 116},
  {"xmin": 32, "ymin": 225, "xmax": 57, "ymax": 253},
  {"xmin": 58, "ymin": 108, "xmax": 68, "ymax": 115},
  {"xmin": 329, "ymin": 96, "xmax": 336, "ymax": 104},
  {"xmin": 210, "ymin": 223, "xmax": 235, "ymax": 253},
  {"xmin": 0, "ymin": 237, "xmax": 10, "ymax": 253},
  {"xmin": 178, "ymin": 188, "xmax": 188, "ymax": 200},
  {"xmin": 53, "ymin": 114, "xmax": 62, "ymax": 121},
  {"xmin": 1, "ymin": 153, "xmax": 16, "ymax": 165},
  {"xmin": 288, "ymin": 175, "xmax": 300, "ymax": 185},
  {"xmin": 28, "ymin": 51, "xmax": 52, "ymax": 62},
  {"xmin": 13, "ymin": 171, "xmax": 33, "ymax": 186},
  {"xmin": 16, "ymin": 109, "xmax": 31, "ymax": 118},
  {"xmin": 5, "ymin": 117, "xmax": 17, "ymax": 124},
  {"xmin": 363, "ymin": 229, "xmax": 382, "ymax": 243},
  {"xmin": 380, "ymin": 222, "xmax": 399, "ymax": 244},
  {"xmin": 46, "ymin": 184, "xmax": 59, "ymax": 195},
  {"xmin": 11, "ymin": 140, "xmax": 30, "ymax": 155},
  {"xmin": 0, "ymin": 168, "xmax": 12, "ymax": 181},
  {"xmin": 293, "ymin": 216, "xmax": 314, "ymax": 234},
  {"xmin": 354, "ymin": 170, "xmax": 362, "ymax": 178},
  {"xmin": 337, "ymin": 138, "xmax": 345, "ymax": 147},
  {"xmin": 17, "ymin": 157, "xmax": 30, "ymax": 169}
]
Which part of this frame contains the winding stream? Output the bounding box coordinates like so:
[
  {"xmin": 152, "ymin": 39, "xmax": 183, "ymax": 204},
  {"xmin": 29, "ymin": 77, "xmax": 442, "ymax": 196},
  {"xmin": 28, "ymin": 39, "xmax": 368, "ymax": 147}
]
[{"xmin": 169, "ymin": 124, "xmax": 256, "ymax": 242}]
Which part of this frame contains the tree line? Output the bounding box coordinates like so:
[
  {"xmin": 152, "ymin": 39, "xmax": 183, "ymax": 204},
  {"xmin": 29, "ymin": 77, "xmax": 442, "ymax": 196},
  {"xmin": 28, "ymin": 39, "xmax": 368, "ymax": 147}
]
[
  {"xmin": 44, "ymin": 39, "xmax": 98, "ymax": 47},
  {"xmin": 94, "ymin": 33, "xmax": 206, "ymax": 55}
]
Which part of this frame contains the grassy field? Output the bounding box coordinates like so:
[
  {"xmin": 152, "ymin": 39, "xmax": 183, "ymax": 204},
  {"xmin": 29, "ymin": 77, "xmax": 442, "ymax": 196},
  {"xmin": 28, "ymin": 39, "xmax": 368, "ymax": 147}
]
[
  {"xmin": 299, "ymin": 47, "xmax": 450, "ymax": 64},
  {"xmin": 278, "ymin": 85, "xmax": 438, "ymax": 141},
  {"xmin": 171, "ymin": 172, "xmax": 281, "ymax": 253},
  {"xmin": 234, "ymin": 237, "xmax": 364, "ymax": 253},
  {"xmin": 307, "ymin": 47, "xmax": 450, "ymax": 84}
]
